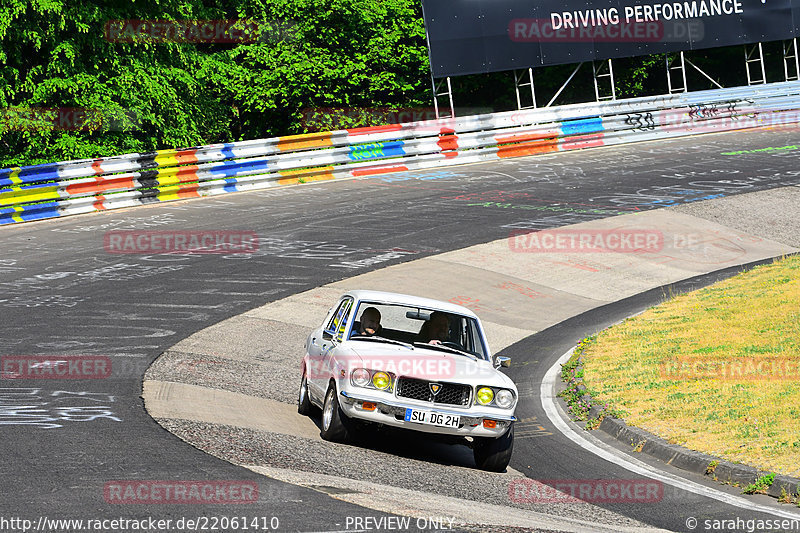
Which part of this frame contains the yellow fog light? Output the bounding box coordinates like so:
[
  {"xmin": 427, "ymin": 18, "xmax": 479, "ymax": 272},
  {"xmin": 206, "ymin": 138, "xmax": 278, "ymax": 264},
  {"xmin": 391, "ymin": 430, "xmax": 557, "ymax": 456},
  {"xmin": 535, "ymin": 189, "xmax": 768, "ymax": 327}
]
[
  {"xmin": 476, "ymin": 387, "xmax": 494, "ymax": 405},
  {"xmin": 372, "ymin": 371, "xmax": 391, "ymax": 390}
]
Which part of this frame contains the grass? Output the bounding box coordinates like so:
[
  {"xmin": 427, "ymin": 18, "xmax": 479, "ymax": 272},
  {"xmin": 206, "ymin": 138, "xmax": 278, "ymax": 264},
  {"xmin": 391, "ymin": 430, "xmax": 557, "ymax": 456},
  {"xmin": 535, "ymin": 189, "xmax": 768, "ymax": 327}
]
[
  {"xmin": 742, "ymin": 473, "xmax": 775, "ymax": 494},
  {"xmin": 579, "ymin": 255, "xmax": 800, "ymax": 476}
]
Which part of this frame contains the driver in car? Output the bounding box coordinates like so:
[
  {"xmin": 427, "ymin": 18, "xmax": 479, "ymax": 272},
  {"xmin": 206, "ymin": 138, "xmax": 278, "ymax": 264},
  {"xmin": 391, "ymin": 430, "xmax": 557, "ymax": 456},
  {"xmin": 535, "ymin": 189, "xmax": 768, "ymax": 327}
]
[
  {"xmin": 418, "ymin": 311, "xmax": 449, "ymax": 345},
  {"xmin": 351, "ymin": 307, "xmax": 382, "ymax": 338}
]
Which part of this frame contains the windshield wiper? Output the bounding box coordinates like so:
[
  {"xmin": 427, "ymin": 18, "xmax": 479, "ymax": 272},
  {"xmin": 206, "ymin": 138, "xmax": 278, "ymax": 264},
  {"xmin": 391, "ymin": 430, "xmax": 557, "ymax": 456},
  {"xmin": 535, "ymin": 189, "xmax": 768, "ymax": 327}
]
[
  {"xmin": 413, "ymin": 342, "xmax": 478, "ymax": 360},
  {"xmin": 351, "ymin": 336, "xmax": 414, "ymax": 349}
]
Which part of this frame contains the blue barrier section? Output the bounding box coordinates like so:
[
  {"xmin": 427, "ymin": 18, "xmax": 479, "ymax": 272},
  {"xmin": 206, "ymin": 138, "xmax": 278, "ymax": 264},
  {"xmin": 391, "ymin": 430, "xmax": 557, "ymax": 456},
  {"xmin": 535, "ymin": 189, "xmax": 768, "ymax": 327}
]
[{"xmin": 561, "ymin": 117, "xmax": 604, "ymax": 136}]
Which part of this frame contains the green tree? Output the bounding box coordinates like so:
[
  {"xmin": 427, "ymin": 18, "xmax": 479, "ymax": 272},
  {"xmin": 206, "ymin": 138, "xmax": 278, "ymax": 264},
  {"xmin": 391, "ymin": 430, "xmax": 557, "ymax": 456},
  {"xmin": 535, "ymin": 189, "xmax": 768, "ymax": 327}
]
[{"xmin": 0, "ymin": 0, "xmax": 430, "ymax": 166}]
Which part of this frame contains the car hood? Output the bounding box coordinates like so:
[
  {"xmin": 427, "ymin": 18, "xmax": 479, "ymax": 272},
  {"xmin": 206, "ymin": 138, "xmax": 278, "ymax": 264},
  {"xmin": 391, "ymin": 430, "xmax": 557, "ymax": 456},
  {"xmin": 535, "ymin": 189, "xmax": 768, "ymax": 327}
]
[{"xmin": 344, "ymin": 340, "xmax": 516, "ymax": 390}]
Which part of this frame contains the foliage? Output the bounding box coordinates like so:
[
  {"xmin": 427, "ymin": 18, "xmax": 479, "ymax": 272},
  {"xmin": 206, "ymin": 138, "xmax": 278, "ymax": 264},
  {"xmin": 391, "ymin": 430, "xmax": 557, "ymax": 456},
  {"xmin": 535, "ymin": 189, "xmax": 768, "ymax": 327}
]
[
  {"xmin": 0, "ymin": 0, "xmax": 430, "ymax": 166},
  {"xmin": 558, "ymin": 336, "xmax": 625, "ymax": 426},
  {"xmin": 741, "ymin": 472, "xmax": 775, "ymax": 495}
]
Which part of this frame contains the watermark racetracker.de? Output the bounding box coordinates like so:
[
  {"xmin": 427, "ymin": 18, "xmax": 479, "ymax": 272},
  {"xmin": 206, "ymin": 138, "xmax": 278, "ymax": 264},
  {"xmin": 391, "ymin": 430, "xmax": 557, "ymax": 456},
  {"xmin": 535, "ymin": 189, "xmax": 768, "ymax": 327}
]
[
  {"xmin": 509, "ymin": 478, "xmax": 664, "ymax": 503},
  {"xmin": 661, "ymin": 356, "xmax": 800, "ymax": 381},
  {"xmin": 507, "ymin": 228, "xmax": 737, "ymax": 260},
  {"xmin": 104, "ymin": 230, "xmax": 259, "ymax": 254},
  {"xmin": 104, "ymin": 19, "xmax": 297, "ymax": 43},
  {"xmin": 508, "ymin": 17, "xmax": 703, "ymax": 43},
  {"xmin": 304, "ymin": 353, "xmax": 499, "ymax": 382},
  {"xmin": 1, "ymin": 356, "xmax": 111, "ymax": 379},
  {"xmin": 1, "ymin": 107, "xmax": 139, "ymax": 132},
  {"xmin": 0, "ymin": 515, "xmax": 281, "ymax": 531},
  {"xmin": 0, "ymin": 355, "xmax": 155, "ymax": 380},
  {"xmin": 508, "ymin": 228, "xmax": 665, "ymax": 253},
  {"xmin": 300, "ymin": 106, "xmax": 492, "ymax": 132},
  {"xmin": 103, "ymin": 480, "xmax": 259, "ymax": 504}
]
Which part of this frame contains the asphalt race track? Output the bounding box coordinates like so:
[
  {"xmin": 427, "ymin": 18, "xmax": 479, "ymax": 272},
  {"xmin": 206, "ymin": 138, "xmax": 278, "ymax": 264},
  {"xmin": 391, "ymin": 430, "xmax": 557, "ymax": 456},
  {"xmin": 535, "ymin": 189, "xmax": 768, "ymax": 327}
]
[{"xmin": 1, "ymin": 127, "xmax": 800, "ymax": 532}]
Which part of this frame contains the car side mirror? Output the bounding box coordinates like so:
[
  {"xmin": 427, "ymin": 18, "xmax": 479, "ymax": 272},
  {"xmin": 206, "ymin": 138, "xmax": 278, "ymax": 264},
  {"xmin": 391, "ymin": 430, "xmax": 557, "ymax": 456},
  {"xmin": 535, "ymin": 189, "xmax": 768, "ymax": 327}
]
[{"xmin": 495, "ymin": 356, "xmax": 511, "ymax": 368}]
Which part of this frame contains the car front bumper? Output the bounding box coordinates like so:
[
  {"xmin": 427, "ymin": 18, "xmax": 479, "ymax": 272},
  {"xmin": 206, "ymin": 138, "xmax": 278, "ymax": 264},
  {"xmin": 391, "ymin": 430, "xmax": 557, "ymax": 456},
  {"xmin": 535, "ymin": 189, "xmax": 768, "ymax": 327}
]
[{"xmin": 339, "ymin": 390, "xmax": 515, "ymax": 437}]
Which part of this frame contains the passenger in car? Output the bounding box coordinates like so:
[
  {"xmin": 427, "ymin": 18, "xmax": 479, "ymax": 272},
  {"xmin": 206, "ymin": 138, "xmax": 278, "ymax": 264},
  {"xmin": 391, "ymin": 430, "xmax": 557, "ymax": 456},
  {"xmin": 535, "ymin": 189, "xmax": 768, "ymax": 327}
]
[
  {"xmin": 351, "ymin": 306, "xmax": 382, "ymax": 338},
  {"xmin": 417, "ymin": 311, "xmax": 449, "ymax": 344}
]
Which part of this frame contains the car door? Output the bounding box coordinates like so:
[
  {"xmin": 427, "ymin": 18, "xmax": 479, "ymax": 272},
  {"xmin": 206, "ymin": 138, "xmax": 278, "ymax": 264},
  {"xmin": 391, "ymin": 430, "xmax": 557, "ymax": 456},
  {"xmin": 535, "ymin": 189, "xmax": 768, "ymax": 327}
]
[{"xmin": 308, "ymin": 296, "xmax": 353, "ymax": 399}]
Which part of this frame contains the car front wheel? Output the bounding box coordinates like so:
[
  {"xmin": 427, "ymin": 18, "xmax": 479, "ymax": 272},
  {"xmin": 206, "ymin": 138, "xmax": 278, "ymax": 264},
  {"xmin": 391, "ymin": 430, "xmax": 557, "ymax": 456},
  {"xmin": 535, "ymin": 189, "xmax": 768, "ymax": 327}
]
[
  {"xmin": 320, "ymin": 383, "xmax": 352, "ymax": 443},
  {"xmin": 297, "ymin": 371, "xmax": 314, "ymax": 416},
  {"xmin": 473, "ymin": 423, "xmax": 514, "ymax": 472}
]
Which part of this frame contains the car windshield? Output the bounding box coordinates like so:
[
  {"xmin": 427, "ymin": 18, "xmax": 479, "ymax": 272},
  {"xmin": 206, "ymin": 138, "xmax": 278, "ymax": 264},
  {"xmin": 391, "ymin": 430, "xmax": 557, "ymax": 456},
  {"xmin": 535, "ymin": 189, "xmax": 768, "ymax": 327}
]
[{"xmin": 348, "ymin": 301, "xmax": 489, "ymax": 360}]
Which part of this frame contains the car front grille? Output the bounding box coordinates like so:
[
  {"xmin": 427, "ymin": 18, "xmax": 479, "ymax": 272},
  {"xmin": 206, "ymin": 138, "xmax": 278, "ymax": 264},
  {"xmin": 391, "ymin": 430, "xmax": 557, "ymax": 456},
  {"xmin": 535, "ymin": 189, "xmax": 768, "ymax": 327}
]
[{"xmin": 396, "ymin": 377, "xmax": 471, "ymax": 406}]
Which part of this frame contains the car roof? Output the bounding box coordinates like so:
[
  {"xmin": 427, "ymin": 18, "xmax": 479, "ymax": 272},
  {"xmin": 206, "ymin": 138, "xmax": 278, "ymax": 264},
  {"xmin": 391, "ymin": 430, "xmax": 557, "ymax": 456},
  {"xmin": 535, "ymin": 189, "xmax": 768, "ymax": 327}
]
[{"xmin": 341, "ymin": 290, "xmax": 480, "ymax": 318}]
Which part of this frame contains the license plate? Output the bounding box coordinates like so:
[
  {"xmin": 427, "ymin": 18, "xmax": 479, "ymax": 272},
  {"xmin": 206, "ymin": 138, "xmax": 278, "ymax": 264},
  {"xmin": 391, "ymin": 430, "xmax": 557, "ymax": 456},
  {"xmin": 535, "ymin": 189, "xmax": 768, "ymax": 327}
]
[{"xmin": 404, "ymin": 408, "xmax": 460, "ymax": 428}]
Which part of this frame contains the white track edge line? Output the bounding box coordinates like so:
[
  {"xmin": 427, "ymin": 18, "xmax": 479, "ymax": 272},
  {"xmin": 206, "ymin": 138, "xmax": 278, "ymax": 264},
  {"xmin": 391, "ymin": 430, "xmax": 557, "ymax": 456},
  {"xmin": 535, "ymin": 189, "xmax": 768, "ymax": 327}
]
[{"xmin": 541, "ymin": 348, "xmax": 800, "ymax": 521}]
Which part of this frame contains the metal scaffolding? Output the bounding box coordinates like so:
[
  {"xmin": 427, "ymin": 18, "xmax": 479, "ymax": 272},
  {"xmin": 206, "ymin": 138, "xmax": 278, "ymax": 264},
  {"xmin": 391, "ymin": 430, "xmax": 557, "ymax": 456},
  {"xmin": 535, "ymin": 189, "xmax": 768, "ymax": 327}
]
[
  {"xmin": 431, "ymin": 41, "xmax": 800, "ymax": 113},
  {"xmin": 783, "ymin": 38, "xmax": 800, "ymax": 82},
  {"xmin": 593, "ymin": 59, "xmax": 616, "ymax": 101},
  {"xmin": 513, "ymin": 68, "xmax": 537, "ymax": 110},
  {"xmin": 666, "ymin": 52, "xmax": 688, "ymax": 93},
  {"xmin": 431, "ymin": 76, "xmax": 454, "ymax": 119},
  {"xmin": 666, "ymin": 51, "xmax": 725, "ymax": 92},
  {"xmin": 745, "ymin": 43, "xmax": 767, "ymax": 85}
]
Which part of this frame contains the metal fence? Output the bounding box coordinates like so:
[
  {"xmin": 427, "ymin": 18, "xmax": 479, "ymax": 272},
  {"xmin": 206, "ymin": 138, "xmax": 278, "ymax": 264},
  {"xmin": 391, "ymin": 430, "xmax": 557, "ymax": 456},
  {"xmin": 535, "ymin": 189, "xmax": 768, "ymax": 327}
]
[{"xmin": 2, "ymin": 81, "xmax": 799, "ymax": 225}]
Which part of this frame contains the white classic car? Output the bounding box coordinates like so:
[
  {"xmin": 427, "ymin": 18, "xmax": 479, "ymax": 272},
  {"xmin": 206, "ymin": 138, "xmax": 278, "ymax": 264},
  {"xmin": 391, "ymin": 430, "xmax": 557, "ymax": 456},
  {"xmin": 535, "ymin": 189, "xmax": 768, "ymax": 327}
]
[{"xmin": 298, "ymin": 290, "xmax": 517, "ymax": 471}]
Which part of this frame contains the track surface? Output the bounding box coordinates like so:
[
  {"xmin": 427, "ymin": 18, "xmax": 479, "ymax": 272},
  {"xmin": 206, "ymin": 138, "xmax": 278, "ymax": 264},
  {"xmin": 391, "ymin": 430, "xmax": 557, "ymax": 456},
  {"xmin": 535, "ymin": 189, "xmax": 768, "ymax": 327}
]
[
  {"xmin": 1, "ymin": 128, "xmax": 800, "ymax": 531},
  {"xmin": 509, "ymin": 262, "xmax": 800, "ymax": 531}
]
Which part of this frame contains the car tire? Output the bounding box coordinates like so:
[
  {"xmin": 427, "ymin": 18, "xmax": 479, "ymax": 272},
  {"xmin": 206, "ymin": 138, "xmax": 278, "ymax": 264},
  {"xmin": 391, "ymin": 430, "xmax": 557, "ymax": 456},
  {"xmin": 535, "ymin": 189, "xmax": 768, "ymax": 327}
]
[
  {"xmin": 297, "ymin": 371, "xmax": 315, "ymax": 416},
  {"xmin": 320, "ymin": 383, "xmax": 351, "ymax": 443},
  {"xmin": 473, "ymin": 423, "xmax": 514, "ymax": 472}
]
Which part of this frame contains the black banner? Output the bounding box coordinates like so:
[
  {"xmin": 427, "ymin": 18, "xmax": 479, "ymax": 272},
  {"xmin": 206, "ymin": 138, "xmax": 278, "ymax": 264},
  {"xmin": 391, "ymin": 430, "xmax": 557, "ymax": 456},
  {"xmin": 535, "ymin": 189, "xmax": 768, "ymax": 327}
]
[{"xmin": 421, "ymin": 0, "xmax": 800, "ymax": 77}]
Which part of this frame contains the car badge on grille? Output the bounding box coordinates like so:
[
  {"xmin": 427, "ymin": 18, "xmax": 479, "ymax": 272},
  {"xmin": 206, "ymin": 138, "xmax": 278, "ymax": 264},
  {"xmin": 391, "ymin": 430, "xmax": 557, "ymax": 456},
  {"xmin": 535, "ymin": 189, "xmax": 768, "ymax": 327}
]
[{"xmin": 429, "ymin": 383, "xmax": 441, "ymax": 396}]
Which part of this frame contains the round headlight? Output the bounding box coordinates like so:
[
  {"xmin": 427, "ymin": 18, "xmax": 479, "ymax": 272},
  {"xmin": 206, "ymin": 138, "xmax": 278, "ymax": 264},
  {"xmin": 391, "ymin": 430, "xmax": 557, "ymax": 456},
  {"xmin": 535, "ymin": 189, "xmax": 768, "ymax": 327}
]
[
  {"xmin": 372, "ymin": 371, "xmax": 391, "ymax": 390},
  {"xmin": 352, "ymin": 368, "xmax": 370, "ymax": 387},
  {"xmin": 495, "ymin": 389, "xmax": 514, "ymax": 408},
  {"xmin": 476, "ymin": 386, "xmax": 494, "ymax": 405}
]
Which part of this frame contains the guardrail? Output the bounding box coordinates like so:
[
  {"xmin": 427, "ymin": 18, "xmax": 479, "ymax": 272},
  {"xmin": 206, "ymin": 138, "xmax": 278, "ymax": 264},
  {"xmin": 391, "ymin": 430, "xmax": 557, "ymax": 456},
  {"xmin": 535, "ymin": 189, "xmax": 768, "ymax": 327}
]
[{"xmin": 2, "ymin": 81, "xmax": 800, "ymax": 225}]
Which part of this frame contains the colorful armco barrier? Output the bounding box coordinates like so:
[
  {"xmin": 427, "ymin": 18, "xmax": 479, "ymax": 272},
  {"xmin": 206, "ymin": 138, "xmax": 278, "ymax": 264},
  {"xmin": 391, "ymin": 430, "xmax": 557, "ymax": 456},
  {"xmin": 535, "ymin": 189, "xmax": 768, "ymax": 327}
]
[{"xmin": 2, "ymin": 82, "xmax": 800, "ymax": 225}]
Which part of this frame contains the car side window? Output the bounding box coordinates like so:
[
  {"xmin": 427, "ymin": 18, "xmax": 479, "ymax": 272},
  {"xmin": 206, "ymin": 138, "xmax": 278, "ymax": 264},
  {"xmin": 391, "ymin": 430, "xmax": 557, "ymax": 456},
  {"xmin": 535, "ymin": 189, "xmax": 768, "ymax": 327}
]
[
  {"xmin": 465, "ymin": 319, "xmax": 488, "ymax": 359},
  {"xmin": 325, "ymin": 297, "xmax": 353, "ymax": 341}
]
